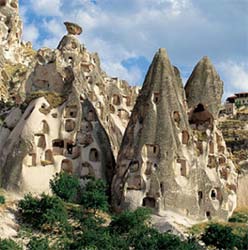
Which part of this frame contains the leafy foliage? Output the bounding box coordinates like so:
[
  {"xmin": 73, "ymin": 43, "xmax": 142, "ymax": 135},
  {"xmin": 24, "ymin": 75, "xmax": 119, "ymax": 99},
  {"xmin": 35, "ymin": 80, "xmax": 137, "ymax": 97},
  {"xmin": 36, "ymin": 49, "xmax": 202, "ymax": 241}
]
[
  {"xmin": 18, "ymin": 193, "xmax": 68, "ymax": 230},
  {"xmin": 0, "ymin": 195, "xmax": 5, "ymax": 204},
  {"xmin": 50, "ymin": 172, "xmax": 80, "ymax": 202},
  {"xmin": 110, "ymin": 207, "xmax": 151, "ymax": 234},
  {"xmin": 229, "ymin": 208, "xmax": 248, "ymax": 223},
  {"xmin": 201, "ymin": 223, "xmax": 240, "ymax": 250},
  {"xmin": 0, "ymin": 239, "xmax": 22, "ymax": 250},
  {"xmin": 27, "ymin": 237, "xmax": 49, "ymax": 250},
  {"xmin": 80, "ymin": 178, "xmax": 109, "ymax": 212}
]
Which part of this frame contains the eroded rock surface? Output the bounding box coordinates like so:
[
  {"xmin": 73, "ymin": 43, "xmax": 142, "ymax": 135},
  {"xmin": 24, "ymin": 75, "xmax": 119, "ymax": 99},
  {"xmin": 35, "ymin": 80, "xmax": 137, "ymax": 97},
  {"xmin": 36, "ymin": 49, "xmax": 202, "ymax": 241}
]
[{"xmin": 112, "ymin": 49, "xmax": 237, "ymax": 221}]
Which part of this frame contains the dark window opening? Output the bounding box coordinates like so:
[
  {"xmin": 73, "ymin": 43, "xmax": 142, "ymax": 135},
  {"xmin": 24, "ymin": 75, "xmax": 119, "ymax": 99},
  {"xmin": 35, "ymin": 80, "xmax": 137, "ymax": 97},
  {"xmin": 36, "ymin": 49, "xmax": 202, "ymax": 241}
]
[
  {"xmin": 142, "ymin": 197, "xmax": 156, "ymax": 208},
  {"xmin": 206, "ymin": 211, "xmax": 211, "ymax": 220},
  {"xmin": 52, "ymin": 140, "xmax": 64, "ymax": 148}
]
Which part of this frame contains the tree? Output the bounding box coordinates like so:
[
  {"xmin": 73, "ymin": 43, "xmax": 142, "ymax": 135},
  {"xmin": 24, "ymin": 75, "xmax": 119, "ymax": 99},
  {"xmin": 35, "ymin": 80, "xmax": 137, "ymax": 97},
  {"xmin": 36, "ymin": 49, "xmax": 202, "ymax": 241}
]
[
  {"xmin": 27, "ymin": 237, "xmax": 49, "ymax": 250},
  {"xmin": 18, "ymin": 193, "xmax": 68, "ymax": 230},
  {"xmin": 201, "ymin": 223, "xmax": 239, "ymax": 250},
  {"xmin": 50, "ymin": 172, "xmax": 80, "ymax": 202},
  {"xmin": 80, "ymin": 178, "xmax": 109, "ymax": 212},
  {"xmin": 110, "ymin": 207, "xmax": 151, "ymax": 234},
  {"xmin": 0, "ymin": 239, "xmax": 22, "ymax": 250}
]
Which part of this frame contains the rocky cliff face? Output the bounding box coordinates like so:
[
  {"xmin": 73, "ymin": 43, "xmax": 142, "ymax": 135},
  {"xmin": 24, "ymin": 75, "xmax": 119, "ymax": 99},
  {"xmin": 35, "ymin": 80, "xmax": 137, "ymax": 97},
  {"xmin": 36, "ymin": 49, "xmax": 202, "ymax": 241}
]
[
  {"xmin": 112, "ymin": 49, "xmax": 237, "ymax": 221},
  {"xmin": 0, "ymin": 6, "xmax": 138, "ymax": 193},
  {"xmin": 0, "ymin": 0, "xmax": 240, "ymax": 223}
]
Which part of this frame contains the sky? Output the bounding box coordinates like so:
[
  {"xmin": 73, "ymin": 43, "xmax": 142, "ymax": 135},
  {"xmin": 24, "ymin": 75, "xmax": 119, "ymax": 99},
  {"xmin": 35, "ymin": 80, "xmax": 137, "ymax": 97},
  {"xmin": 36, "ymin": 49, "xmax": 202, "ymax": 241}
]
[{"xmin": 19, "ymin": 0, "xmax": 248, "ymax": 100}]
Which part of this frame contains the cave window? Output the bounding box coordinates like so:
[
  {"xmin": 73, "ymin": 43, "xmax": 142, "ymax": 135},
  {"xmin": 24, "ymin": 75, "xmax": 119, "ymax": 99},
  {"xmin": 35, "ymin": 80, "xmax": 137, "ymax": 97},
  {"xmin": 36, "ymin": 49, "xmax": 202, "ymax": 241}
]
[
  {"xmin": 173, "ymin": 111, "xmax": 180, "ymax": 123},
  {"xmin": 81, "ymin": 121, "xmax": 93, "ymax": 132},
  {"xmin": 177, "ymin": 159, "xmax": 187, "ymax": 177},
  {"xmin": 145, "ymin": 144, "xmax": 160, "ymax": 158},
  {"xmin": 65, "ymin": 119, "xmax": 76, "ymax": 132},
  {"xmin": 87, "ymin": 110, "xmax": 95, "ymax": 121},
  {"xmin": 194, "ymin": 103, "xmax": 205, "ymax": 112},
  {"xmin": 142, "ymin": 197, "xmax": 156, "ymax": 208},
  {"xmin": 41, "ymin": 120, "xmax": 49, "ymax": 134},
  {"xmin": 65, "ymin": 105, "xmax": 78, "ymax": 118},
  {"xmin": 28, "ymin": 153, "xmax": 37, "ymax": 166},
  {"xmin": 118, "ymin": 109, "xmax": 129, "ymax": 120},
  {"xmin": 109, "ymin": 104, "xmax": 115, "ymax": 113},
  {"xmin": 145, "ymin": 161, "xmax": 152, "ymax": 175},
  {"xmin": 206, "ymin": 211, "xmax": 211, "ymax": 220},
  {"xmin": 89, "ymin": 148, "xmax": 100, "ymax": 162},
  {"xmin": 52, "ymin": 140, "xmax": 64, "ymax": 155},
  {"xmin": 129, "ymin": 160, "xmax": 139, "ymax": 173},
  {"xmin": 52, "ymin": 140, "xmax": 64, "ymax": 148},
  {"xmin": 112, "ymin": 94, "xmax": 121, "ymax": 106},
  {"xmin": 45, "ymin": 150, "xmax": 54, "ymax": 164},
  {"xmin": 182, "ymin": 130, "xmax": 189, "ymax": 144},
  {"xmin": 209, "ymin": 141, "xmax": 214, "ymax": 154},
  {"xmin": 0, "ymin": 0, "xmax": 7, "ymax": 7},
  {"xmin": 198, "ymin": 191, "xmax": 203, "ymax": 205},
  {"xmin": 36, "ymin": 134, "xmax": 46, "ymax": 149},
  {"xmin": 66, "ymin": 142, "xmax": 74, "ymax": 155},
  {"xmin": 153, "ymin": 92, "xmax": 160, "ymax": 104},
  {"xmin": 160, "ymin": 183, "xmax": 165, "ymax": 195},
  {"xmin": 52, "ymin": 113, "xmax": 58, "ymax": 118},
  {"xmin": 210, "ymin": 189, "xmax": 217, "ymax": 200}
]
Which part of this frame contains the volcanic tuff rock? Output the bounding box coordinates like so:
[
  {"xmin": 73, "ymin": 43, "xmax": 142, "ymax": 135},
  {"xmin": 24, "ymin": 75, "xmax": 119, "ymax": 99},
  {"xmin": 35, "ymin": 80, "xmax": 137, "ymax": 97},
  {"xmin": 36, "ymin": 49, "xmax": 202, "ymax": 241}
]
[
  {"xmin": 0, "ymin": 0, "xmax": 241, "ymax": 224},
  {"xmin": 0, "ymin": 0, "xmax": 138, "ymax": 193},
  {"xmin": 185, "ymin": 56, "xmax": 223, "ymax": 119},
  {"xmin": 112, "ymin": 48, "xmax": 237, "ymax": 221}
]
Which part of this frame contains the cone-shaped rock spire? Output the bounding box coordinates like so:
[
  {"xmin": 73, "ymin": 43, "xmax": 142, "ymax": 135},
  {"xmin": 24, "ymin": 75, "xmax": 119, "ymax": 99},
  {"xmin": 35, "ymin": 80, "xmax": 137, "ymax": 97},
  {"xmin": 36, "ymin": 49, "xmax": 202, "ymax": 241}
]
[
  {"xmin": 185, "ymin": 56, "xmax": 223, "ymax": 118},
  {"xmin": 112, "ymin": 49, "xmax": 237, "ymax": 222}
]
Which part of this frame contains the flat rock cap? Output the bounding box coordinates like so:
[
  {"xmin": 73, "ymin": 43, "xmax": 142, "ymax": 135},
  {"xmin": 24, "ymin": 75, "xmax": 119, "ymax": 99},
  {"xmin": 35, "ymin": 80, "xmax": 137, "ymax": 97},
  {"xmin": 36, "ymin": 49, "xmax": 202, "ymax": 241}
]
[{"xmin": 64, "ymin": 21, "xmax": 82, "ymax": 35}]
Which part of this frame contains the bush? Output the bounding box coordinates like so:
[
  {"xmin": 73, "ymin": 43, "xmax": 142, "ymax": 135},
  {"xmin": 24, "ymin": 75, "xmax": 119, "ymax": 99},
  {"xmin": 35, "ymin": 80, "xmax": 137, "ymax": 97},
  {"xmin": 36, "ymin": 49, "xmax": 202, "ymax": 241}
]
[
  {"xmin": 18, "ymin": 193, "xmax": 68, "ymax": 230},
  {"xmin": 201, "ymin": 223, "xmax": 239, "ymax": 250},
  {"xmin": 0, "ymin": 195, "xmax": 5, "ymax": 204},
  {"xmin": 50, "ymin": 172, "xmax": 80, "ymax": 202},
  {"xmin": 0, "ymin": 239, "xmax": 22, "ymax": 250},
  {"xmin": 80, "ymin": 178, "xmax": 109, "ymax": 212},
  {"xmin": 229, "ymin": 208, "xmax": 248, "ymax": 223},
  {"xmin": 27, "ymin": 237, "xmax": 49, "ymax": 250},
  {"xmin": 110, "ymin": 207, "xmax": 151, "ymax": 234}
]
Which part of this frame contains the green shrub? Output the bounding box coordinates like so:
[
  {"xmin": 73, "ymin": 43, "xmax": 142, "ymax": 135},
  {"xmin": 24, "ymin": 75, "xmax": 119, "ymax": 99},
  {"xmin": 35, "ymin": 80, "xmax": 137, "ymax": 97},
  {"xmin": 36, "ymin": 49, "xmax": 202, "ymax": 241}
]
[
  {"xmin": 80, "ymin": 178, "xmax": 109, "ymax": 212},
  {"xmin": 110, "ymin": 207, "xmax": 151, "ymax": 234},
  {"xmin": 0, "ymin": 195, "xmax": 5, "ymax": 204},
  {"xmin": 201, "ymin": 223, "xmax": 239, "ymax": 250},
  {"xmin": 229, "ymin": 209, "xmax": 248, "ymax": 223},
  {"xmin": 27, "ymin": 237, "xmax": 49, "ymax": 250},
  {"xmin": 0, "ymin": 239, "xmax": 22, "ymax": 250},
  {"xmin": 50, "ymin": 172, "xmax": 80, "ymax": 202},
  {"xmin": 18, "ymin": 193, "xmax": 68, "ymax": 230}
]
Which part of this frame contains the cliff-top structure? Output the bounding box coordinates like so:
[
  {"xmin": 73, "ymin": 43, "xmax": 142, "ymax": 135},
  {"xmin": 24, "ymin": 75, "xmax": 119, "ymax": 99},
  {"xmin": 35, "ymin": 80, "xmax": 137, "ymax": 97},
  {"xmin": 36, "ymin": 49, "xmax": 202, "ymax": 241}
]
[{"xmin": 0, "ymin": 0, "xmax": 242, "ymax": 226}]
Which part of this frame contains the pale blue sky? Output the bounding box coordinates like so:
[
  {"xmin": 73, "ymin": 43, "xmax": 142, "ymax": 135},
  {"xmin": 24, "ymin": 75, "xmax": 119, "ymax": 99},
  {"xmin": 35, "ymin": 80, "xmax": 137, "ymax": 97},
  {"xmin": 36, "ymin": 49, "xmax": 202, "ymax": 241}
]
[{"xmin": 19, "ymin": 0, "xmax": 248, "ymax": 99}]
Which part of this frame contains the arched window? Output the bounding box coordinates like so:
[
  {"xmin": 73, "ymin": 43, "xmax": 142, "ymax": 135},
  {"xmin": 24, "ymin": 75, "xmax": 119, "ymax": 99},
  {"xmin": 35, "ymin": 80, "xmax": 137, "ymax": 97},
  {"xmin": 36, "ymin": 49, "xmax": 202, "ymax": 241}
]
[
  {"xmin": 112, "ymin": 94, "xmax": 121, "ymax": 105},
  {"xmin": 89, "ymin": 148, "xmax": 100, "ymax": 162},
  {"xmin": 142, "ymin": 197, "xmax": 156, "ymax": 208},
  {"xmin": 65, "ymin": 119, "xmax": 76, "ymax": 132}
]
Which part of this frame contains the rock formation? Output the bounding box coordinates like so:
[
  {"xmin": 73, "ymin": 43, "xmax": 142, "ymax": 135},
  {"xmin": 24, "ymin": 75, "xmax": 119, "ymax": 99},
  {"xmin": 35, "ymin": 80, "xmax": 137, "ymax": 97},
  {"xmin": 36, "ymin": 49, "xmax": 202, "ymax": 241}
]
[
  {"xmin": 112, "ymin": 49, "xmax": 237, "ymax": 221},
  {"xmin": 0, "ymin": 0, "xmax": 241, "ymax": 225},
  {"xmin": 185, "ymin": 56, "xmax": 223, "ymax": 119},
  {"xmin": 0, "ymin": 1, "xmax": 138, "ymax": 194}
]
